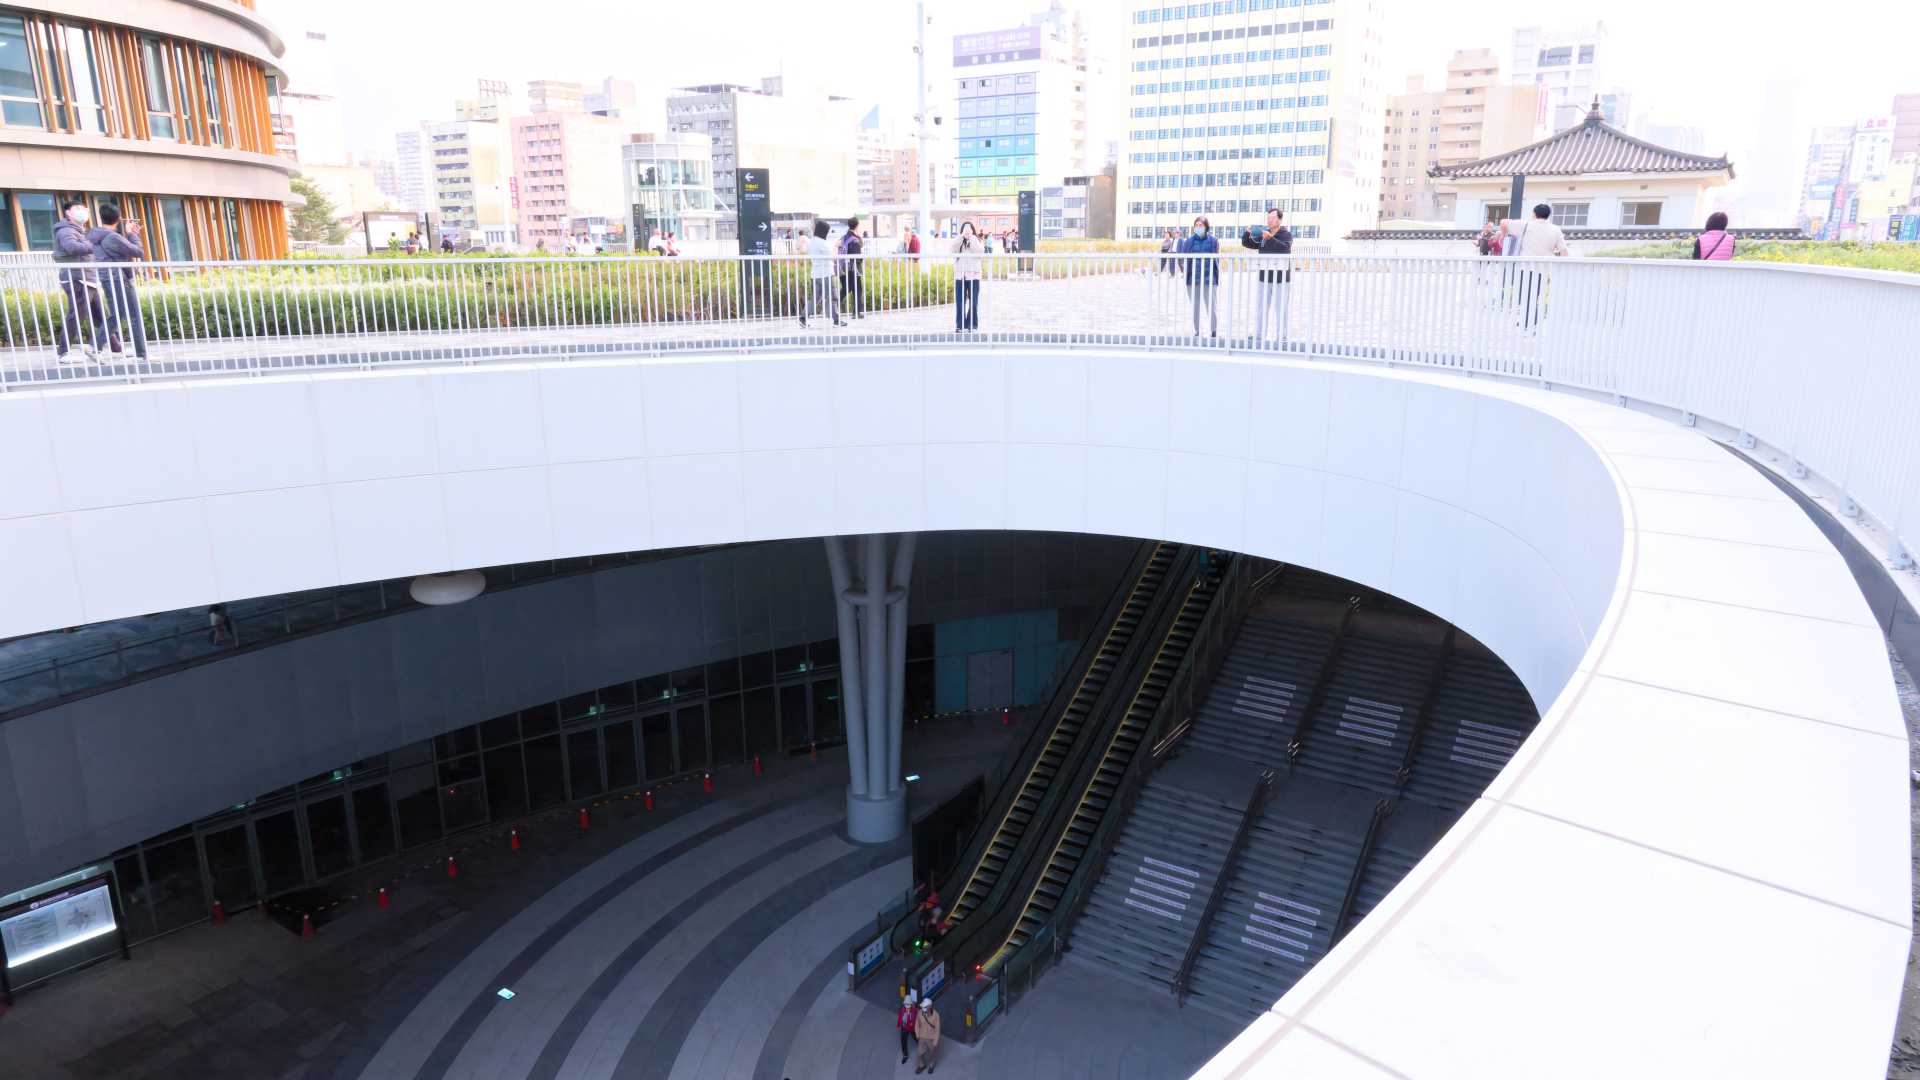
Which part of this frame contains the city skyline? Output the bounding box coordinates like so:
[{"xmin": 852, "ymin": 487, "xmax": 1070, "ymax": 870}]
[{"xmin": 276, "ymin": 0, "xmax": 1915, "ymax": 226}]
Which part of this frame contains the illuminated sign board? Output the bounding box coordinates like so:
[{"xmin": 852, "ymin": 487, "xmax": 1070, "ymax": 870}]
[{"xmin": 1, "ymin": 875, "xmax": 117, "ymax": 970}]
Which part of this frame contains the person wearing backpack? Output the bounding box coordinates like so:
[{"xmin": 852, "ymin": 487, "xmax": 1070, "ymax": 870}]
[{"xmin": 1692, "ymin": 212, "xmax": 1735, "ymax": 260}]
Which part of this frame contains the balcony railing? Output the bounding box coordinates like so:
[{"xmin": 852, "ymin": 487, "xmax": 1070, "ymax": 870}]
[{"xmin": 3, "ymin": 251, "xmax": 1916, "ymax": 567}]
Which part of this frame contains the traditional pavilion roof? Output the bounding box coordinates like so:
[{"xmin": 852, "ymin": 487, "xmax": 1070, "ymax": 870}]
[{"xmin": 1429, "ymin": 100, "xmax": 1733, "ymax": 180}]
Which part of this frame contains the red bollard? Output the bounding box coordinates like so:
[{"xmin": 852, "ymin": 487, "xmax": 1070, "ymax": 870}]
[
  {"xmin": 644, "ymin": 789, "xmax": 654, "ymax": 811},
  {"xmin": 703, "ymin": 772, "xmax": 714, "ymax": 794},
  {"xmin": 578, "ymin": 807, "xmax": 591, "ymax": 832},
  {"xmin": 446, "ymin": 855, "xmax": 459, "ymax": 880},
  {"xmin": 300, "ymin": 913, "xmax": 315, "ymax": 939},
  {"xmin": 1002, "ymin": 708, "xmax": 1010, "ymax": 726},
  {"xmin": 211, "ymin": 900, "xmax": 228, "ymax": 925},
  {"xmin": 510, "ymin": 828, "xmax": 522, "ymax": 852},
  {"xmin": 377, "ymin": 887, "xmax": 390, "ymax": 910},
  {"xmin": 753, "ymin": 754, "xmax": 763, "ymax": 777},
  {"xmin": 809, "ymin": 740, "xmax": 818, "ymax": 761}
]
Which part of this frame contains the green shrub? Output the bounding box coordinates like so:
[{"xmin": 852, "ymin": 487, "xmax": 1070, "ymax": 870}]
[
  {"xmin": 1, "ymin": 260, "xmax": 962, "ymax": 348},
  {"xmin": 1590, "ymin": 239, "xmax": 1920, "ymax": 273}
]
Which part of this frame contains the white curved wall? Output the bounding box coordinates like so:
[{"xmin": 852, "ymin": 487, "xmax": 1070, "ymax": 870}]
[{"xmin": 0, "ymin": 348, "xmax": 1906, "ymax": 1077}]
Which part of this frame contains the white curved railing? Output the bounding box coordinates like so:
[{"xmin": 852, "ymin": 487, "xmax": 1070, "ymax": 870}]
[{"xmin": 6, "ymin": 252, "xmax": 1916, "ymax": 572}]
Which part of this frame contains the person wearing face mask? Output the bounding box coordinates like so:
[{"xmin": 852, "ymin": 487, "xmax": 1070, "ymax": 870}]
[
  {"xmin": 52, "ymin": 200, "xmax": 115, "ymax": 362},
  {"xmin": 1177, "ymin": 215, "xmax": 1221, "ymax": 338},
  {"xmin": 953, "ymin": 222, "xmax": 983, "ymax": 332}
]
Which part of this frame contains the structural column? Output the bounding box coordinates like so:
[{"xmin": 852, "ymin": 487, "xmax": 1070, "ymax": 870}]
[{"xmin": 824, "ymin": 532, "xmax": 914, "ymax": 843}]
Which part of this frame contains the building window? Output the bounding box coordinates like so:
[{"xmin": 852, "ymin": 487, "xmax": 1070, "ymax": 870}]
[
  {"xmin": 139, "ymin": 37, "xmax": 176, "ymax": 139},
  {"xmin": 1550, "ymin": 202, "xmax": 1590, "ymax": 227},
  {"xmin": 199, "ymin": 47, "xmax": 225, "ymax": 146},
  {"xmin": 17, "ymin": 190, "xmax": 59, "ymax": 249},
  {"xmin": 1622, "ymin": 201, "xmax": 1662, "ymax": 226},
  {"xmin": 172, "ymin": 42, "xmax": 198, "ymax": 141},
  {"xmin": 0, "ymin": 191, "xmax": 16, "ymax": 250},
  {"xmin": 0, "ymin": 14, "xmax": 45, "ymax": 127},
  {"xmin": 159, "ymin": 196, "xmax": 190, "ymax": 259},
  {"xmin": 60, "ymin": 25, "xmax": 108, "ymax": 133}
]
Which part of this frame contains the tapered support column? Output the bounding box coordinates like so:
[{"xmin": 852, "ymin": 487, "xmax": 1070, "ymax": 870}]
[{"xmin": 829, "ymin": 532, "xmax": 914, "ymax": 844}]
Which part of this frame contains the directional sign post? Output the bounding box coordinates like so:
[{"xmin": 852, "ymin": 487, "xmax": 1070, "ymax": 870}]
[{"xmin": 737, "ymin": 167, "xmax": 773, "ymax": 312}]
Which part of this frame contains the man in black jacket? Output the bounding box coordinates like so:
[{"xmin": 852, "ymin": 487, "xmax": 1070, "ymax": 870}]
[{"xmin": 1240, "ymin": 207, "xmax": 1293, "ymax": 345}]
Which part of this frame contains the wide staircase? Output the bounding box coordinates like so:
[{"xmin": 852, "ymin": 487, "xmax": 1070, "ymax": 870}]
[
  {"xmin": 1181, "ymin": 615, "xmax": 1335, "ymax": 769},
  {"xmin": 1054, "ymin": 568, "xmax": 1543, "ymax": 1026},
  {"xmin": 1066, "ymin": 751, "xmax": 1259, "ymax": 992},
  {"xmin": 1179, "ymin": 776, "xmax": 1378, "ymax": 1021}
]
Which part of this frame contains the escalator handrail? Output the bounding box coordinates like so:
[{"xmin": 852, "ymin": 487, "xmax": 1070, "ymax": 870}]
[
  {"xmin": 993, "ymin": 553, "xmax": 1266, "ymax": 982},
  {"xmin": 920, "ymin": 547, "xmax": 1204, "ymax": 983},
  {"xmin": 896, "ymin": 541, "xmax": 1159, "ymax": 954},
  {"xmin": 982, "ymin": 563, "xmax": 1217, "ymax": 973}
]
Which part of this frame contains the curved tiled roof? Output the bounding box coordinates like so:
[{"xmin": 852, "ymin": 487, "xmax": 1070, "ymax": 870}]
[{"xmin": 1430, "ymin": 103, "xmax": 1732, "ymax": 179}]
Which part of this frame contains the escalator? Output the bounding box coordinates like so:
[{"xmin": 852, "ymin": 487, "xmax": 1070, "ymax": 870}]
[
  {"xmin": 978, "ymin": 559, "xmax": 1227, "ymax": 971},
  {"xmin": 942, "ymin": 542, "xmax": 1185, "ymax": 928}
]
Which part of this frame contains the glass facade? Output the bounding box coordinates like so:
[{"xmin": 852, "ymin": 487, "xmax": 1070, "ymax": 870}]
[
  {"xmin": 627, "ymin": 151, "xmax": 716, "ymax": 242},
  {"xmin": 100, "ymin": 635, "xmax": 944, "ymax": 942}
]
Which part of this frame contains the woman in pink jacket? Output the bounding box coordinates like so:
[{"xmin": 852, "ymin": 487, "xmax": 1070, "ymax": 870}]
[{"xmin": 1692, "ymin": 212, "xmax": 1735, "ymax": 261}]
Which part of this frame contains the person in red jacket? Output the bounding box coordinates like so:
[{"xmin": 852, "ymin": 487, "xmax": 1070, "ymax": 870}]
[{"xmin": 896, "ymin": 992, "xmax": 919, "ymax": 1064}]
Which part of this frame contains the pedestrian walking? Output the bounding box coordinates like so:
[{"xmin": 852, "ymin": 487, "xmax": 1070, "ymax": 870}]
[
  {"xmin": 895, "ymin": 992, "xmax": 919, "ymax": 1064},
  {"xmin": 906, "ymin": 227, "xmax": 922, "ymax": 257},
  {"xmin": 1179, "ymin": 215, "xmax": 1221, "ymax": 338},
  {"xmin": 953, "ymin": 222, "xmax": 983, "ymax": 332},
  {"xmin": 1505, "ymin": 203, "xmax": 1567, "ymax": 330},
  {"xmin": 1240, "ymin": 207, "xmax": 1293, "ymax": 346},
  {"xmin": 838, "ymin": 216, "xmax": 865, "ymax": 319},
  {"xmin": 89, "ymin": 204, "xmax": 149, "ymax": 361},
  {"xmin": 53, "ymin": 200, "xmax": 113, "ymax": 363},
  {"xmin": 1692, "ymin": 212, "xmax": 1735, "ymax": 261},
  {"xmin": 913, "ymin": 997, "xmax": 942, "ymax": 1074},
  {"xmin": 800, "ymin": 219, "xmax": 843, "ymax": 327},
  {"xmin": 1159, "ymin": 227, "xmax": 1180, "ymax": 275}
]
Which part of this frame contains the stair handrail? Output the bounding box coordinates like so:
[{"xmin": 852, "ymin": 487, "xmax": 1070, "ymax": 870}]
[
  {"xmin": 897, "ymin": 541, "xmax": 1159, "ymax": 956},
  {"xmin": 984, "ymin": 552, "xmax": 1264, "ymax": 1001},
  {"xmin": 1330, "ymin": 797, "xmax": 1394, "ymax": 947},
  {"xmin": 1283, "ymin": 595, "xmax": 1362, "ymax": 765},
  {"xmin": 1171, "ymin": 765, "xmax": 1275, "ymax": 1006},
  {"xmin": 1391, "ymin": 626, "xmax": 1460, "ymax": 790}
]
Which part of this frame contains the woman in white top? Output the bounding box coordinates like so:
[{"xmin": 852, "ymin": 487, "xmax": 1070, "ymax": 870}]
[
  {"xmin": 801, "ymin": 219, "xmax": 843, "ymax": 327},
  {"xmin": 953, "ymin": 222, "xmax": 983, "ymax": 332}
]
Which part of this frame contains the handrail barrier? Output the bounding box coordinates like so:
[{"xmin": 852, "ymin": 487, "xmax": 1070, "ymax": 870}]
[
  {"xmin": 1171, "ymin": 767, "xmax": 1275, "ymax": 1006},
  {"xmin": 8, "ymin": 252, "xmax": 1918, "ymax": 578}
]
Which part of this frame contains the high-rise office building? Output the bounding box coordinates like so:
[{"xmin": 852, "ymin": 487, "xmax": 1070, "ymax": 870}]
[
  {"xmin": 425, "ymin": 115, "xmax": 515, "ymax": 247},
  {"xmin": 951, "ymin": 4, "xmax": 1099, "ymax": 209},
  {"xmin": 1509, "ymin": 23, "xmax": 1627, "ymax": 135},
  {"xmin": 394, "ymin": 129, "xmax": 431, "ymax": 213},
  {"xmin": 510, "ymin": 111, "xmax": 632, "ymax": 249},
  {"xmin": 527, "ymin": 80, "xmax": 586, "ymax": 115},
  {"xmin": 666, "ymin": 78, "xmax": 860, "ymax": 240},
  {"xmin": 1378, "ymin": 50, "xmax": 1538, "ymax": 223},
  {"xmin": 1799, "ymin": 125, "xmax": 1852, "ymax": 230},
  {"xmin": 1119, "ymin": 0, "xmax": 1386, "ymax": 242}
]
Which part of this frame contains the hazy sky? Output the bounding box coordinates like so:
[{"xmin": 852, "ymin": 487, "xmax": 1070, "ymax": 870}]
[{"xmin": 265, "ymin": 0, "xmax": 1915, "ymax": 220}]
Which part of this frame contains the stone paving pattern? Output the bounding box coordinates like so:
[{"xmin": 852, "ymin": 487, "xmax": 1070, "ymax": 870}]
[{"xmin": 0, "ymin": 715, "xmax": 1240, "ymax": 1079}]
